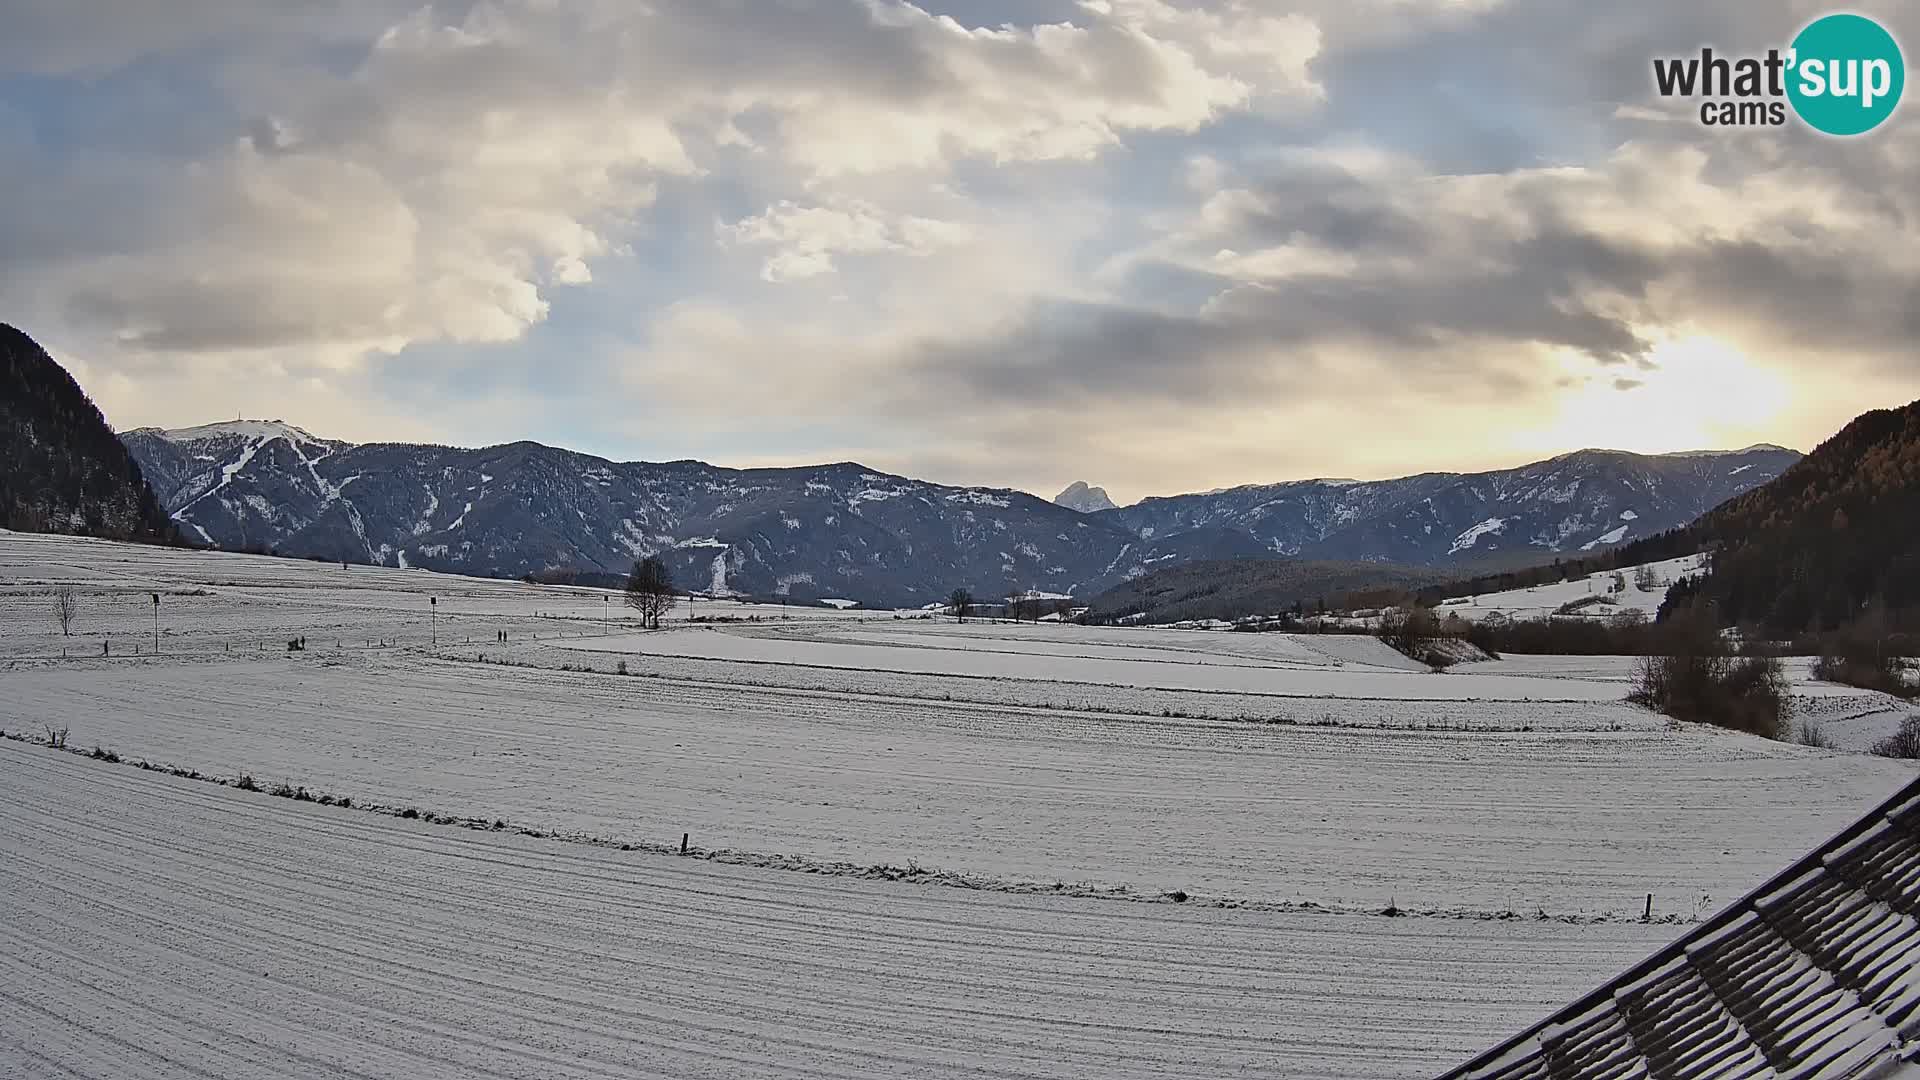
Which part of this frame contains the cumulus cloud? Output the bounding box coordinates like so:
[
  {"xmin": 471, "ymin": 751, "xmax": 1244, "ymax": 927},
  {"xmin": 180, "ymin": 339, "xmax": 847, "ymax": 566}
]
[
  {"xmin": 1, "ymin": 0, "xmax": 1915, "ymax": 500},
  {"xmin": 719, "ymin": 200, "xmax": 974, "ymax": 282},
  {"xmin": 0, "ymin": 0, "xmax": 1326, "ymax": 364},
  {"xmin": 613, "ymin": 114, "xmax": 1920, "ymax": 496}
]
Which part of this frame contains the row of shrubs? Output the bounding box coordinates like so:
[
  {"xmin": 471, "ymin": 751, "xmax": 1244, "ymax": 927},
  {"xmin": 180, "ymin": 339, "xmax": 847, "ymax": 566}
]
[
  {"xmin": 1807, "ymin": 631, "xmax": 1917, "ymax": 698},
  {"xmin": 1628, "ymin": 652, "xmax": 1790, "ymax": 740}
]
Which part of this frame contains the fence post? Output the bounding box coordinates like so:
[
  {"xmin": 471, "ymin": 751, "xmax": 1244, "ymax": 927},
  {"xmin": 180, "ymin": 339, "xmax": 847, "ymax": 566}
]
[
  {"xmin": 681, "ymin": 833, "xmax": 689, "ymax": 855},
  {"xmin": 1644, "ymin": 893, "xmax": 1653, "ymax": 921}
]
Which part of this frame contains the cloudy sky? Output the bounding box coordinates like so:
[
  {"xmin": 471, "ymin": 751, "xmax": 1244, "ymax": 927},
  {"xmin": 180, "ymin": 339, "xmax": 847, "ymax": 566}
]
[{"xmin": 3, "ymin": 0, "xmax": 1916, "ymax": 503}]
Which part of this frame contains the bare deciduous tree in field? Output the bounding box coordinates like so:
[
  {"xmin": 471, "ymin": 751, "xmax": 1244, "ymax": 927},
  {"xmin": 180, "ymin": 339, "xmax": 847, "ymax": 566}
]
[
  {"xmin": 947, "ymin": 588, "xmax": 972, "ymax": 622},
  {"xmin": 54, "ymin": 587, "xmax": 77, "ymax": 636},
  {"xmin": 625, "ymin": 556, "xmax": 677, "ymax": 630}
]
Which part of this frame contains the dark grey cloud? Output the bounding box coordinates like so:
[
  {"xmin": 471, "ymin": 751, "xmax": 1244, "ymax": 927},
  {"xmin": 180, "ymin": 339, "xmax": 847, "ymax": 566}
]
[
  {"xmin": 1206, "ymin": 157, "xmax": 1436, "ymax": 257},
  {"xmin": 897, "ymin": 97, "xmax": 1920, "ymax": 422},
  {"xmin": 1310, "ymin": 0, "xmax": 1862, "ymax": 167},
  {"xmin": 0, "ymin": 1, "xmax": 412, "ymax": 75},
  {"xmin": 1668, "ymin": 239, "xmax": 1920, "ymax": 366}
]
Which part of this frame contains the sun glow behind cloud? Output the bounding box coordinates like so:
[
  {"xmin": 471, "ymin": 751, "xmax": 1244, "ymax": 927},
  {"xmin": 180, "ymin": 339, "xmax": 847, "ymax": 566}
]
[{"xmin": 1513, "ymin": 334, "xmax": 1795, "ymax": 458}]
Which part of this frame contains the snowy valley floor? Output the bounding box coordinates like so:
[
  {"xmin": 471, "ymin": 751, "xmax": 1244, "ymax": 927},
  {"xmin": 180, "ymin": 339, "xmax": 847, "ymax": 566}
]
[
  {"xmin": 3, "ymin": 530, "xmax": 1918, "ymax": 1077},
  {"xmin": 2, "ymin": 742, "xmax": 1678, "ymax": 1080}
]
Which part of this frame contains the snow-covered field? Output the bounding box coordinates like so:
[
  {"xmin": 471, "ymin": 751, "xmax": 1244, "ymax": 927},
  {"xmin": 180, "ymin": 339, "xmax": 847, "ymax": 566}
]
[
  {"xmin": 0, "ymin": 529, "xmax": 906, "ymax": 660},
  {"xmin": 0, "ymin": 743, "xmax": 1679, "ymax": 1080},
  {"xmin": 10, "ymin": 650, "xmax": 1908, "ymax": 912},
  {"xmin": 4, "ymin": 532, "xmax": 1917, "ymax": 1078},
  {"xmin": 564, "ymin": 622, "xmax": 1631, "ymax": 701}
]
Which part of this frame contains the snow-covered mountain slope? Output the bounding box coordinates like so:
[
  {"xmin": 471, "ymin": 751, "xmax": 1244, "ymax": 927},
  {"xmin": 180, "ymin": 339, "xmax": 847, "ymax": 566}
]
[
  {"xmin": 1435, "ymin": 553, "xmax": 1709, "ymax": 622},
  {"xmin": 1098, "ymin": 447, "xmax": 1799, "ymax": 566},
  {"xmin": 119, "ymin": 425, "xmax": 1795, "ymax": 605}
]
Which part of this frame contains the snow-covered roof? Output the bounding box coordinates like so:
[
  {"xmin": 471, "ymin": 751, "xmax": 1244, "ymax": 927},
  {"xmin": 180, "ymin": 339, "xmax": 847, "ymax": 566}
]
[{"xmin": 1440, "ymin": 775, "xmax": 1920, "ymax": 1079}]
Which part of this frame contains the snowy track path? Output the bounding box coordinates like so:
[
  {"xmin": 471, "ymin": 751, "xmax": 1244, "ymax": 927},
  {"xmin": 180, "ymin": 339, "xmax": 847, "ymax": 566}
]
[
  {"xmin": 0, "ymin": 743, "xmax": 1676, "ymax": 1079},
  {"xmin": 567, "ymin": 628, "xmax": 1626, "ymax": 701}
]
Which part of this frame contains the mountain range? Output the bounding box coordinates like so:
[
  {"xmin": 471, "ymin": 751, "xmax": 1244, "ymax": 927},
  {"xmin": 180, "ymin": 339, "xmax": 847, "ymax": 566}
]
[
  {"xmin": 118, "ymin": 419, "xmax": 1798, "ymax": 606},
  {"xmin": 1101, "ymin": 446, "xmax": 1799, "ymax": 565}
]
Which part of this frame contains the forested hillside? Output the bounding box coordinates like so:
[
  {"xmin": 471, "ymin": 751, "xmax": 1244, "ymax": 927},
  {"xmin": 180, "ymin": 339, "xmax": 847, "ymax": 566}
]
[
  {"xmin": 1680, "ymin": 400, "xmax": 1920, "ymax": 636},
  {"xmin": 1083, "ymin": 558, "xmax": 1444, "ymax": 624},
  {"xmin": 0, "ymin": 324, "xmax": 174, "ymax": 542}
]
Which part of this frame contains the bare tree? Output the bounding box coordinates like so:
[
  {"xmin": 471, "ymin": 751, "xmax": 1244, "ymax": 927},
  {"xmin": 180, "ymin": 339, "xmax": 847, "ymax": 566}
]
[
  {"xmin": 1634, "ymin": 563, "xmax": 1659, "ymax": 592},
  {"xmin": 53, "ymin": 587, "xmax": 77, "ymax": 636},
  {"xmin": 1006, "ymin": 589, "xmax": 1029, "ymax": 623},
  {"xmin": 625, "ymin": 556, "xmax": 678, "ymax": 630},
  {"xmin": 1378, "ymin": 605, "xmax": 1443, "ymax": 664},
  {"xmin": 947, "ymin": 588, "xmax": 973, "ymax": 622},
  {"xmin": 1872, "ymin": 716, "xmax": 1920, "ymax": 759}
]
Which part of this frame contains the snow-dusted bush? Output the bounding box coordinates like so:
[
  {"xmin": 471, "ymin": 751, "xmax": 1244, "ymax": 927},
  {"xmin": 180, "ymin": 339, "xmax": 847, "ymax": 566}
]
[
  {"xmin": 1871, "ymin": 717, "xmax": 1920, "ymax": 760},
  {"xmin": 1796, "ymin": 722, "xmax": 1837, "ymax": 750}
]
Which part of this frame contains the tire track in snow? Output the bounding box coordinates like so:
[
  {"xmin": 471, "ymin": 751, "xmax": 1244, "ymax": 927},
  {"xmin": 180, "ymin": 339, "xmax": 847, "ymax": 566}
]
[
  {"xmin": 1, "ymin": 743, "xmax": 1676, "ymax": 1079},
  {"xmin": 3, "ymin": 655, "xmax": 1904, "ymax": 916}
]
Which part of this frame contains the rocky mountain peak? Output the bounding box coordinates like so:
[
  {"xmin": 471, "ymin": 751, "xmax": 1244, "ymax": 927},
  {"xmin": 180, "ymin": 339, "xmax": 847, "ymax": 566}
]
[{"xmin": 1054, "ymin": 481, "xmax": 1117, "ymax": 513}]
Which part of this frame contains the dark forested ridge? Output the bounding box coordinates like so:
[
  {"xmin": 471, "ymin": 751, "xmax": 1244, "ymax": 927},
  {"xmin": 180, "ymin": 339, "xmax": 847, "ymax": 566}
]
[
  {"xmin": 1685, "ymin": 399, "xmax": 1920, "ymax": 636},
  {"xmin": 1083, "ymin": 558, "xmax": 1446, "ymax": 625},
  {"xmin": 1, "ymin": 324, "xmax": 175, "ymax": 542}
]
